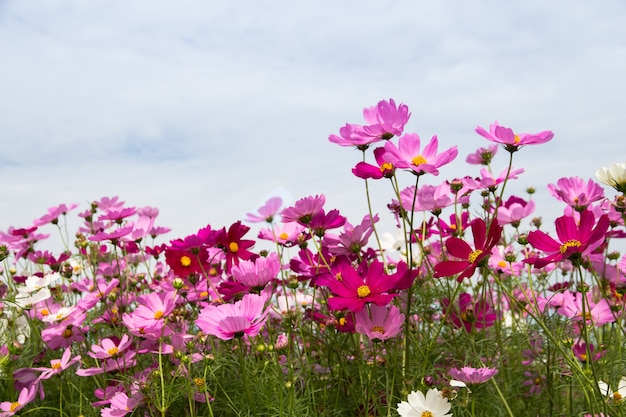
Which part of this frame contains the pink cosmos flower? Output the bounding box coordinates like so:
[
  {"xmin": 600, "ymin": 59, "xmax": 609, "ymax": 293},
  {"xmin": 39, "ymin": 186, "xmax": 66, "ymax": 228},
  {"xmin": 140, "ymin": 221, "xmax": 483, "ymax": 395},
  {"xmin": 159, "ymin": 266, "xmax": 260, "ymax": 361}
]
[
  {"xmin": 281, "ymin": 194, "xmax": 326, "ymax": 225},
  {"xmin": 231, "ymin": 252, "xmax": 281, "ymax": 289},
  {"xmin": 129, "ymin": 291, "xmax": 177, "ymax": 334},
  {"xmin": 324, "ymin": 214, "xmax": 378, "ymax": 258},
  {"xmin": 88, "ymin": 334, "xmax": 133, "ymax": 360},
  {"xmin": 196, "ymin": 293, "xmax": 270, "ymax": 340},
  {"xmin": 316, "ymin": 258, "xmax": 401, "ymax": 312},
  {"xmin": 496, "ymin": 196, "xmax": 536, "ymax": 227},
  {"xmin": 354, "ymin": 304, "xmax": 405, "ymax": 341},
  {"xmin": 556, "ymin": 291, "xmax": 614, "ymax": 327},
  {"xmin": 32, "ymin": 203, "xmax": 79, "ymax": 226},
  {"xmin": 449, "ymin": 366, "xmax": 498, "ymax": 384},
  {"xmin": 433, "ymin": 218, "xmax": 503, "ymax": 281},
  {"xmin": 475, "ymin": 121, "xmax": 554, "ymax": 153},
  {"xmin": 526, "ymin": 210, "xmax": 609, "ymax": 268},
  {"xmin": 258, "ymin": 222, "xmax": 305, "ymax": 246},
  {"xmin": 100, "ymin": 390, "xmax": 144, "ymax": 417},
  {"xmin": 466, "ymin": 144, "xmax": 498, "ymax": 165},
  {"xmin": 417, "ymin": 183, "xmax": 457, "ymax": 212},
  {"xmin": 0, "ymin": 386, "xmax": 37, "ymax": 416},
  {"xmin": 383, "ymin": 133, "xmax": 458, "ymax": 176},
  {"xmin": 245, "ymin": 196, "xmax": 283, "ymax": 223},
  {"xmin": 329, "ymin": 99, "xmax": 410, "ymax": 148},
  {"xmin": 441, "ymin": 293, "xmax": 497, "ymax": 333},
  {"xmin": 352, "ymin": 147, "xmax": 396, "ymax": 180},
  {"xmin": 31, "ymin": 347, "xmax": 81, "ymax": 381},
  {"xmin": 547, "ymin": 176, "xmax": 605, "ymax": 211}
]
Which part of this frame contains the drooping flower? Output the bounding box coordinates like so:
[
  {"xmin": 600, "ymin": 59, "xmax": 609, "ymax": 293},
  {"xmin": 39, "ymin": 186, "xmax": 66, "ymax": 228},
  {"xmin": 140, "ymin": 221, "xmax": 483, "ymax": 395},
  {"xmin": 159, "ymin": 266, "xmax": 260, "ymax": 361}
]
[
  {"xmin": 441, "ymin": 292, "xmax": 497, "ymax": 332},
  {"xmin": 383, "ymin": 133, "xmax": 458, "ymax": 176},
  {"xmin": 354, "ymin": 304, "xmax": 404, "ymax": 341},
  {"xmin": 196, "ymin": 293, "xmax": 270, "ymax": 340},
  {"xmin": 596, "ymin": 161, "xmax": 626, "ymax": 193},
  {"xmin": 475, "ymin": 121, "xmax": 554, "ymax": 153},
  {"xmin": 352, "ymin": 147, "xmax": 396, "ymax": 180},
  {"xmin": 526, "ymin": 210, "xmax": 609, "ymax": 268},
  {"xmin": 433, "ymin": 218, "xmax": 503, "ymax": 281},
  {"xmin": 547, "ymin": 177, "xmax": 605, "ymax": 211},
  {"xmin": 396, "ymin": 388, "xmax": 452, "ymax": 417}
]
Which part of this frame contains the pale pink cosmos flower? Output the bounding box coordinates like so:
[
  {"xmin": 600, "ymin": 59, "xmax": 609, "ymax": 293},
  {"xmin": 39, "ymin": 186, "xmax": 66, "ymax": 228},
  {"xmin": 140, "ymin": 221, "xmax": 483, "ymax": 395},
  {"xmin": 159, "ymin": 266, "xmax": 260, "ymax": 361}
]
[
  {"xmin": 475, "ymin": 121, "xmax": 554, "ymax": 153},
  {"xmin": 417, "ymin": 183, "xmax": 457, "ymax": 212},
  {"xmin": 0, "ymin": 385, "xmax": 37, "ymax": 416},
  {"xmin": 329, "ymin": 99, "xmax": 410, "ymax": 148},
  {"xmin": 31, "ymin": 347, "xmax": 81, "ymax": 381},
  {"xmin": 466, "ymin": 144, "xmax": 498, "ymax": 165},
  {"xmin": 547, "ymin": 176, "xmax": 605, "ymax": 211},
  {"xmin": 258, "ymin": 222, "xmax": 305, "ymax": 246},
  {"xmin": 88, "ymin": 334, "xmax": 133, "ymax": 360},
  {"xmin": 496, "ymin": 196, "xmax": 536, "ymax": 227},
  {"xmin": 32, "ymin": 203, "xmax": 79, "ymax": 226},
  {"xmin": 556, "ymin": 291, "xmax": 614, "ymax": 327},
  {"xmin": 281, "ymin": 194, "xmax": 326, "ymax": 225},
  {"xmin": 128, "ymin": 291, "xmax": 177, "ymax": 334},
  {"xmin": 449, "ymin": 366, "xmax": 498, "ymax": 386},
  {"xmin": 383, "ymin": 133, "xmax": 458, "ymax": 176},
  {"xmin": 196, "ymin": 293, "xmax": 270, "ymax": 340},
  {"xmin": 355, "ymin": 304, "xmax": 405, "ymax": 341},
  {"xmin": 245, "ymin": 196, "xmax": 283, "ymax": 223},
  {"xmin": 100, "ymin": 390, "xmax": 144, "ymax": 417},
  {"xmin": 231, "ymin": 252, "xmax": 281, "ymax": 289},
  {"xmin": 324, "ymin": 214, "xmax": 379, "ymax": 257}
]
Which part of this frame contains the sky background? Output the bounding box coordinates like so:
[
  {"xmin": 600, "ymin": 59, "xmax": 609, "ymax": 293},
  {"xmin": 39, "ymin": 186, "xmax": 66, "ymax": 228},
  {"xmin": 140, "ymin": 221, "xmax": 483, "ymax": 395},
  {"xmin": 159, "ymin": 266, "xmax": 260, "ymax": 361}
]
[{"xmin": 1, "ymin": 1, "xmax": 625, "ymax": 251}]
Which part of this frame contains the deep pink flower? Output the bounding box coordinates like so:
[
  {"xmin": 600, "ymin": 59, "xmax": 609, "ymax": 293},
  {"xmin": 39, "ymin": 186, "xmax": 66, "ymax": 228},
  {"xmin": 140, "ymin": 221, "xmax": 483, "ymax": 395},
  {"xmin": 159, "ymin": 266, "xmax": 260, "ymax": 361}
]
[
  {"xmin": 526, "ymin": 210, "xmax": 609, "ymax": 268},
  {"xmin": 547, "ymin": 176, "xmax": 605, "ymax": 211},
  {"xmin": 475, "ymin": 121, "xmax": 554, "ymax": 153},
  {"xmin": 449, "ymin": 366, "xmax": 498, "ymax": 384},
  {"xmin": 196, "ymin": 293, "xmax": 270, "ymax": 340},
  {"xmin": 317, "ymin": 259, "xmax": 401, "ymax": 312},
  {"xmin": 215, "ymin": 221, "xmax": 256, "ymax": 271},
  {"xmin": 352, "ymin": 147, "xmax": 396, "ymax": 180},
  {"xmin": 383, "ymin": 133, "xmax": 458, "ymax": 176},
  {"xmin": 441, "ymin": 293, "xmax": 497, "ymax": 332},
  {"xmin": 354, "ymin": 304, "xmax": 404, "ymax": 341},
  {"xmin": 165, "ymin": 247, "xmax": 208, "ymax": 278},
  {"xmin": 245, "ymin": 196, "xmax": 283, "ymax": 223},
  {"xmin": 309, "ymin": 209, "xmax": 346, "ymax": 237},
  {"xmin": 434, "ymin": 218, "xmax": 503, "ymax": 281}
]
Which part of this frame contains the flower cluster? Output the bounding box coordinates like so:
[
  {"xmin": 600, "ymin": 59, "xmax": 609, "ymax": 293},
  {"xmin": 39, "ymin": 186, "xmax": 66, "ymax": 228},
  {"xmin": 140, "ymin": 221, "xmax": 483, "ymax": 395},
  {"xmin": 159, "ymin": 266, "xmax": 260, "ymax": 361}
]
[{"xmin": 1, "ymin": 99, "xmax": 625, "ymax": 417}]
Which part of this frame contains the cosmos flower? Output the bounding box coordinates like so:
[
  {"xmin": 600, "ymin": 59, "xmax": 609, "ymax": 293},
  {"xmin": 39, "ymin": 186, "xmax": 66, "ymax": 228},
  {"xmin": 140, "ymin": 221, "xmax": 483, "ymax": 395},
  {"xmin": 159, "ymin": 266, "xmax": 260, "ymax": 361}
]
[
  {"xmin": 383, "ymin": 133, "xmax": 458, "ymax": 176},
  {"xmin": 354, "ymin": 304, "xmax": 404, "ymax": 341},
  {"xmin": 596, "ymin": 161, "xmax": 626, "ymax": 193},
  {"xmin": 396, "ymin": 388, "xmax": 452, "ymax": 417},
  {"xmin": 449, "ymin": 366, "xmax": 498, "ymax": 386},
  {"xmin": 475, "ymin": 121, "xmax": 553, "ymax": 153},
  {"xmin": 547, "ymin": 176, "xmax": 605, "ymax": 211},
  {"xmin": 196, "ymin": 293, "xmax": 270, "ymax": 340},
  {"xmin": 245, "ymin": 196, "xmax": 283, "ymax": 223}
]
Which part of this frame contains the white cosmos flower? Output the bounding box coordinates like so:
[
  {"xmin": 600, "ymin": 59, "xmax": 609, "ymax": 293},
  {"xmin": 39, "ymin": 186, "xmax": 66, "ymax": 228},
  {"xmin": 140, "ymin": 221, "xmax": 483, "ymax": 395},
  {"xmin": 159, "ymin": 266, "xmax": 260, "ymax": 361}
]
[
  {"xmin": 397, "ymin": 388, "xmax": 453, "ymax": 417},
  {"xmin": 598, "ymin": 376, "xmax": 626, "ymax": 402},
  {"xmin": 18, "ymin": 272, "xmax": 62, "ymax": 295},
  {"xmin": 0, "ymin": 311, "xmax": 31, "ymax": 344},
  {"xmin": 596, "ymin": 162, "xmax": 626, "ymax": 193}
]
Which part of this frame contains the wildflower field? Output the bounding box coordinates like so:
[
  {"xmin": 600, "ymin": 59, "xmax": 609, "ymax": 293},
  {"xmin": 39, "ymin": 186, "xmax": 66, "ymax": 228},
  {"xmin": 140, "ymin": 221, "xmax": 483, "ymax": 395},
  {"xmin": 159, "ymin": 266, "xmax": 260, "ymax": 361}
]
[{"xmin": 2, "ymin": 99, "xmax": 626, "ymax": 416}]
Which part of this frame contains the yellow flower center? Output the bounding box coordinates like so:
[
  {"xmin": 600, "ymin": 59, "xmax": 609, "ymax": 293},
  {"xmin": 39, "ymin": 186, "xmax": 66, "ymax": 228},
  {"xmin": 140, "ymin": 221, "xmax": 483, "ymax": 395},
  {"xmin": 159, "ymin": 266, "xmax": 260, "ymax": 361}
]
[
  {"xmin": 380, "ymin": 162, "xmax": 393, "ymax": 172},
  {"xmin": 200, "ymin": 291, "xmax": 209, "ymax": 298},
  {"xmin": 514, "ymin": 134, "xmax": 521, "ymax": 144},
  {"xmin": 40, "ymin": 308, "xmax": 49, "ymax": 316},
  {"xmin": 578, "ymin": 353, "xmax": 587, "ymax": 361},
  {"xmin": 335, "ymin": 272, "xmax": 343, "ymax": 282},
  {"xmin": 420, "ymin": 412, "xmax": 433, "ymax": 417},
  {"xmin": 180, "ymin": 255, "xmax": 192, "ymax": 267},
  {"xmin": 279, "ymin": 232, "xmax": 289, "ymax": 240},
  {"xmin": 338, "ymin": 317, "xmax": 347, "ymax": 326},
  {"xmin": 371, "ymin": 325, "xmax": 385, "ymax": 333},
  {"xmin": 154, "ymin": 310, "xmax": 164, "ymax": 319},
  {"xmin": 108, "ymin": 347, "xmax": 119, "ymax": 356},
  {"xmin": 194, "ymin": 377, "xmax": 205, "ymax": 387},
  {"xmin": 357, "ymin": 285, "xmax": 371, "ymax": 298},
  {"xmin": 468, "ymin": 249, "xmax": 483, "ymax": 263},
  {"xmin": 229, "ymin": 242, "xmax": 239, "ymax": 253},
  {"xmin": 10, "ymin": 402, "xmax": 20, "ymax": 412},
  {"xmin": 52, "ymin": 362, "xmax": 62, "ymax": 369},
  {"xmin": 614, "ymin": 392, "xmax": 623, "ymax": 401},
  {"xmin": 63, "ymin": 328, "xmax": 73, "ymax": 338},
  {"xmin": 497, "ymin": 260, "xmax": 507, "ymax": 268},
  {"xmin": 411, "ymin": 155, "xmax": 428, "ymax": 166},
  {"xmin": 559, "ymin": 239, "xmax": 582, "ymax": 254}
]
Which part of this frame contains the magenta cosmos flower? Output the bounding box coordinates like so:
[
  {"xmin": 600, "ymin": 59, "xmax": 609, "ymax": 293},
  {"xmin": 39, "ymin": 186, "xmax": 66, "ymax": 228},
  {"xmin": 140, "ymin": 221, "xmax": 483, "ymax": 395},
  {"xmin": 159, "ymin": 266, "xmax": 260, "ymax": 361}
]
[
  {"xmin": 352, "ymin": 147, "xmax": 395, "ymax": 180},
  {"xmin": 281, "ymin": 194, "xmax": 326, "ymax": 225},
  {"xmin": 383, "ymin": 133, "xmax": 458, "ymax": 176},
  {"xmin": 316, "ymin": 258, "xmax": 403, "ymax": 312},
  {"xmin": 475, "ymin": 121, "xmax": 554, "ymax": 153},
  {"xmin": 329, "ymin": 98, "xmax": 410, "ymax": 148},
  {"xmin": 196, "ymin": 293, "xmax": 270, "ymax": 340},
  {"xmin": 526, "ymin": 210, "xmax": 609, "ymax": 268},
  {"xmin": 547, "ymin": 176, "xmax": 605, "ymax": 211},
  {"xmin": 441, "ymin": 293, "xmax": 497, "ymax": 333},
  {"xmin": 433, "ymin": 218, "xmax": 503, "ymax": 281}
]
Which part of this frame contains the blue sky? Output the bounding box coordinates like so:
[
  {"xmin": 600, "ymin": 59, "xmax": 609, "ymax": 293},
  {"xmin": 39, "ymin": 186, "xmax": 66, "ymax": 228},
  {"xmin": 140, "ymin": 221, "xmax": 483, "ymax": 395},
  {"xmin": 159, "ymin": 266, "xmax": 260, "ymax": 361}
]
[{"xmin": 1, "ymin": 1, "xmax": 625, "ymax": 249}]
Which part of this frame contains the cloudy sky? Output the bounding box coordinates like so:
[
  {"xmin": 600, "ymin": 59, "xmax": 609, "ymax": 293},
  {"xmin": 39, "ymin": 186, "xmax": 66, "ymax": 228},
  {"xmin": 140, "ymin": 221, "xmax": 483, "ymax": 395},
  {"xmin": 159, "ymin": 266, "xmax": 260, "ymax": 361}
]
[{"xmin": 1, "ymin": 1, "xmax": 625, "ymax": 251}]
